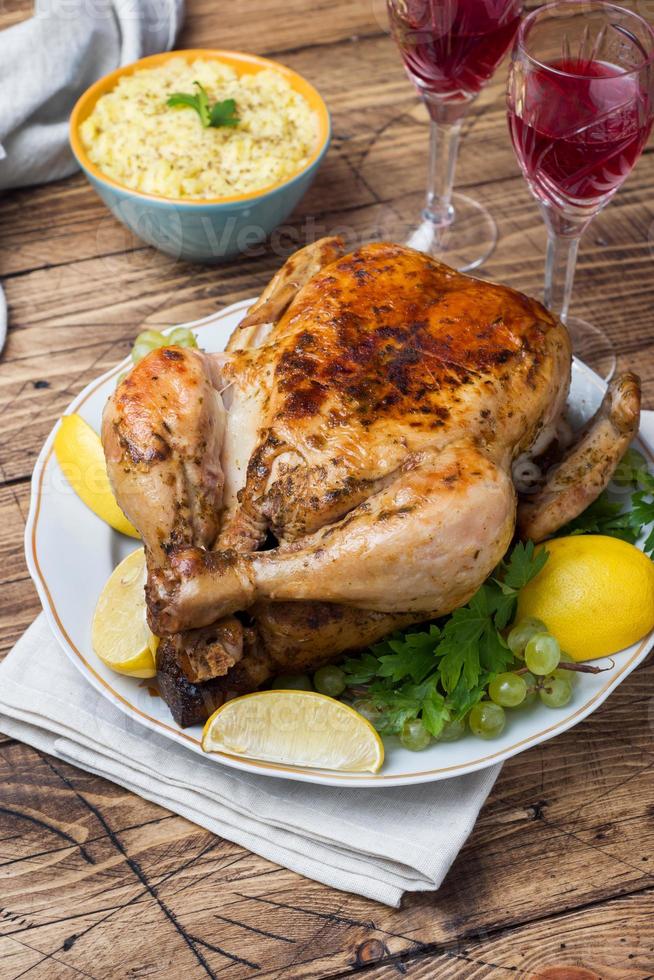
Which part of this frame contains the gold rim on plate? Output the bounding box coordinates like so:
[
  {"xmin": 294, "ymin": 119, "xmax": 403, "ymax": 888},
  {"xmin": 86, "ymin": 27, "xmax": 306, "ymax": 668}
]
[{"xmin": 25, "ymin": 308, "xmax": 654, "ymax": 784}]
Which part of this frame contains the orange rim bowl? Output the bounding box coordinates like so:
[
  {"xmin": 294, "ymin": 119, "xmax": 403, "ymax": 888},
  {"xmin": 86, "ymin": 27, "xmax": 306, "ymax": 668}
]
[{"xmin": 69, "ymin": 48, "xmax": 331, "ymax": 207}]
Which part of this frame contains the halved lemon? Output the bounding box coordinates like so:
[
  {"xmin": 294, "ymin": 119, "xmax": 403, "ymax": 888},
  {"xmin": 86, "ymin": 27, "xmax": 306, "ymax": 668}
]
[
  {"xmin": 92, "ymin": 548, "xmax": 157, "ymax": 678},
  {"xmin": 202, "ymin": 691, "xmax": 384, "ymax": 773},
  {"xmin": 517, "ymin": 535, "xmax": 654, "ymax": 661},
  {"xmin": 54, "ymin": 414, "xmax": 139, "ymax": 538}
]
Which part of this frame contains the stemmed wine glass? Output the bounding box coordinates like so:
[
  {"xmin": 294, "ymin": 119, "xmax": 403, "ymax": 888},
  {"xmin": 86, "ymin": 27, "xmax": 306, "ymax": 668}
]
[
  {"xmin": 386, "ymin": 0, "xmax": 523, "ymax": 271},
  {"xmin": 507, "ymin": 1, "xmax": 654, "ymax": 380}
]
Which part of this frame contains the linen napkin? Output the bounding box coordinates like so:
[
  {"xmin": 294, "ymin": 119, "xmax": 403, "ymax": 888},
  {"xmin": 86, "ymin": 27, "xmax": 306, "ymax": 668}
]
[
  {"xmin": 0, "ymin": 616, "xmax": 500, "ymax": 907},
  {"xmin": 0, "ymin": 0, "xmax": 184, "ymax": 191},
  {"xmin": 0, "ymin": 0, "xmax": 184, "ymax": 352}
]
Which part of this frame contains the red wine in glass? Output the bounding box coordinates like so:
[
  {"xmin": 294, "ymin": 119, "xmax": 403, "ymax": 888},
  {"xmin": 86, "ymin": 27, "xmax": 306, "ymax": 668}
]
[
  {"xmin": 389, "ymin": 0, "xmax": 522, "ymax": 105},
  {"xmin": 509, "ymin": 58, "xmax": 654, "ymax": 213},
  {"xmin": 506, "ymin": 2, "xmax": 654, "ymax": 380},
  {"xmin": 385, "ymin": 0, "xmax": 522, "ymax": 272}
]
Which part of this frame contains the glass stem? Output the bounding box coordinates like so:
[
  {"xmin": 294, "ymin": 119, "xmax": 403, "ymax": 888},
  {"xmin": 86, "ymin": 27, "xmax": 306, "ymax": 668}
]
[
  {"xmin": 424, "ymin": 114, "xmax": 463, "ymax": 227},
  {"xmin": 540, "ymin": 205, "xmax": 590, "ymax": 323}
]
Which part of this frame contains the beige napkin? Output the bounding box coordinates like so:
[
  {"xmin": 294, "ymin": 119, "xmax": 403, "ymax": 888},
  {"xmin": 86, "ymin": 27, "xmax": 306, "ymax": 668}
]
[{"xmin": 0, "ymin": 616, "xmax": 499, "ymax": 907}]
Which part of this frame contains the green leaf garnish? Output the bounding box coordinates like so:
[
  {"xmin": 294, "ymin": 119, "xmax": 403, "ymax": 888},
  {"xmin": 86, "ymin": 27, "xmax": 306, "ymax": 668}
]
[
  {"xmin": 376, "ymin": 626, "xmax": 440, "ymax": 684},
  {"xmin": 341, "ymin": 651, "xmax": 380, "ymax": 685},
  {"xmin": 339, "ymin": 444, "xmax": 654, "ymax": 740},
  {"xmin": 500, "ymin": 539, "xmax": 549, "ymax": 594},
  {"xmin": 166, "ymin": 82, "xmax": 240, "ymax": 129},
  {"xmin": 341, "ymin": 539, "xmax": 549, "ymax": 734},
  {"xmin": 209, "ymin": 98, "xmax": 240, "ymax": 128}
]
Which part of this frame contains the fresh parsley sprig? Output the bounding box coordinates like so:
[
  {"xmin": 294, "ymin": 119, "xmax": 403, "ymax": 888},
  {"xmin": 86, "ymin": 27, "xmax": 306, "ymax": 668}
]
[
  {"xmin": 340, "ymin": 445, "xmax": 654, "ymax": 740},
  {"xmin": 167, "ymin": 82, "xmax": 240, "ymax": 129},
  {"xmin": 342, "ymin": 541, "xmax": 548, "ymax": 738}
]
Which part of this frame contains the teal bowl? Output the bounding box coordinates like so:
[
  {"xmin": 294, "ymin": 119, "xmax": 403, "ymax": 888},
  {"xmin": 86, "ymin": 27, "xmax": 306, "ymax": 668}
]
[{"xmin": 69, "ymin": 50, "xmax": 331, "ymax": 264}]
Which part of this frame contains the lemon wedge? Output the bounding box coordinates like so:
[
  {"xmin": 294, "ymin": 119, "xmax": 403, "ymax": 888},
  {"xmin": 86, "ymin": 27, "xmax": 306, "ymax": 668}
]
[
  {"xmin": 202, "ymin": 691, "xmax": 384, "ymax": 773},
  {"xmin": 517, "ymin": 535, "xmax": 654, "ymax": 661},
  {"xmin": 54, "ymin": 414, "xmax": 139, "ymax": 538},
  {"xmin": 92, "ymin": 548, "xmax": 157, "ymax": 678}
]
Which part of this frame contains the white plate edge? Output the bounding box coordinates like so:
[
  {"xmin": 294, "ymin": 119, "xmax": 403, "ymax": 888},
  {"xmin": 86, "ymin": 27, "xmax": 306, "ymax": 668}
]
[{"xmin": 23, "ymin": 317, "xmax": 654, "ymax": 787}]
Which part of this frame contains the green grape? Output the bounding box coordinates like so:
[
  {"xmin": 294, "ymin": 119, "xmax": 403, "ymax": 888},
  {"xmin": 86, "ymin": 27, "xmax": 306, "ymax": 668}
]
[
  {"xmin": 539, "ymin": 674, "xmax": 573, "ymax": 708},
  {"xmin": 552, "ymin": 667, "xmax": 577, "ymax": 687},
  {"xmin": 167, "ymin": 326, "xmax": 199, "ymax": 349},
  {"xmin": 131, "ymin": 329, "xmax": 166, "ymax": 364},
  {"xmin": 271, "ymin": 673, "xmax": 313, "ymax": 691},
  {"xmin": 521, "ymin": 670, "xmax": 538, "ymax": 707},
  {"xmin": 313, "ymin": 665, "xmax": 346, "ymax": 697},
  {"xmin": 400, "ymin": 718, "xmax": 431, "ymax": 751},
  {"xmin": 352, "ymin": 699, "xmax": 387, "ymax": 731},
  {"xmin": 469, "ymin": 701, "xmax": 506, "ymax": 739},
  {"xmin": 525, "ymin": 632, "xmax": 560, "ymax": 675},
  {"xmin": 507, "ymin": 617, "xmax": 548, "ymax": 658},
  {"xmin": 131, "ymin": 341, "xmax": 156, "ymax": 365},
  {"xmin": 439, "ymin": 718, "xmax": 466, "ymax": 742},
  {"xmin": 136, "ymin": 328, "xmax": 166, "ymax": 346},
  {"xmin": 488, "ymin": 672, "xmax": 527, "ymax": 708}
]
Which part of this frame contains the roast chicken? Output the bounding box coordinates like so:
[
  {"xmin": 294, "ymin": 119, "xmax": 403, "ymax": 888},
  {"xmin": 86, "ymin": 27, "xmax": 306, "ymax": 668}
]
[{"xmin": 103, "ymin": 240, "xmax": 640, "ymax": 725}]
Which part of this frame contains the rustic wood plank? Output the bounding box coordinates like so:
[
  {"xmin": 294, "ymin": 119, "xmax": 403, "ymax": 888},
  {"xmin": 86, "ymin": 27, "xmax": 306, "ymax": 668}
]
[
  {"xmin": 0, "ymin": 480, "xmax": 39, "ymax": 658},
  {"xmin": 178, "ymin": 0, "xmax": 387, "ymax": 59},
  {"xmin": 0, "ymin": 936, "xmax": 46, "ymax": 979},
  {"xmin": 0, "ymin": 0, "xmax": 30, "ymax": 32},
  {"xmin": 1, "ymin": 652, "xmax": 652, "ymax": 978},
  {"xmin": 2, "ymin": 0, "xmax": 654, "ymax": 976},
  {"xmin": 360, "ymin": 892, "xmax": 654, "ymax": 978},
  {"xmin": 0, "ymin": 0, "xmax": 388, "ymax": 73}
]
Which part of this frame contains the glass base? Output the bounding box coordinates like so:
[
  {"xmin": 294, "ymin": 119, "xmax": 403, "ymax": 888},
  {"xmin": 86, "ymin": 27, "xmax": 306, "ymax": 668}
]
[
  {"xmin": 565, "ymin": 316, "xmax": 616, "ymax": 382},
  {"xmin": 371, "ymin": 191, "xmax": 498, "ymax": 272}
]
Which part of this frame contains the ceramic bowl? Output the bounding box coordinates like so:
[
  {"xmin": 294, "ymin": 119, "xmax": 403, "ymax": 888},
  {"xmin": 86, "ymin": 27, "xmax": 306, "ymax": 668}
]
[{"xmin": 69, "ymin": 49, "xmax": 331, "ymax": 263}]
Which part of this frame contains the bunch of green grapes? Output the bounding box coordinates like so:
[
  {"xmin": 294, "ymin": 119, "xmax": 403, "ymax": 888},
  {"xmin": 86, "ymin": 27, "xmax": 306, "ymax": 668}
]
[
  {"xmin": 117, "ymin": 328, "xmax": 199, "ymax": 385},
  {"xmin": 131, "ymin": 326, "xmax": 198, "ymax": 364},
  {"xmin": 469, "ymin": 618, "xmax": 576, "ymax": 740},
  {"xmin": 270, "ymin": 618, "xmax": 577, "ymax": 750},
  {"xmin": 273, "ymin": 618, "xmax": 576, "ymax": 752}
]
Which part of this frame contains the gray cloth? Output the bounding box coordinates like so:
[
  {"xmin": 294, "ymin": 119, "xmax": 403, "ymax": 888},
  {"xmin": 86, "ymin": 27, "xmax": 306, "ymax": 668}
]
[
  {"xmin": 0, "ymin": 615, "xmax": 501, "ymax": 907},
  {"xmin": 0, "ymin": 0, "xmax": 184, "ymax": 352},
  {"xmin": 0, "ymin": 0, "xmax": 184, "ymax": 189}
]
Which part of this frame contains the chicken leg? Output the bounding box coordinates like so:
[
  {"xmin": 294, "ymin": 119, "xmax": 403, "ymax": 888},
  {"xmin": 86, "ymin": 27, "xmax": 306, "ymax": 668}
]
[
  {"xmin": 148, "ymin": 441, "xmax": 516, "ymax": 634},
  {"xmin": 518, "ymin": 372, "xmax": 641, "ymax": 541}
]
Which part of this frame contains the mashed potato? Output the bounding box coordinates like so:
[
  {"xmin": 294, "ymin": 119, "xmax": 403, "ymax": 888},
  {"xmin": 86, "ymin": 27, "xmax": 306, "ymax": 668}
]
[{"xmin": 80, "ymin": 57, "xmax": 319, "ymax": 200}]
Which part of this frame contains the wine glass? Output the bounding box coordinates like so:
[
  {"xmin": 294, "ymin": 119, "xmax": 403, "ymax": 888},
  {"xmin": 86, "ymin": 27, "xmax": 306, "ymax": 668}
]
[
  {"xmin": 386, "ymin": 0, "xmax": 523, "ymax": 271},
  {"xmin": 507, "ymin": 1, "xmax": 654, "ymax": 380}
]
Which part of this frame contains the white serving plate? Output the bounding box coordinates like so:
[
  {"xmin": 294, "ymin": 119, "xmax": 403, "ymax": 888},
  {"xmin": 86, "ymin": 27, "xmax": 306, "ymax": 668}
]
[{"xmin": 25, "ymin": 299, "xmax": 654, "ymax": 787}]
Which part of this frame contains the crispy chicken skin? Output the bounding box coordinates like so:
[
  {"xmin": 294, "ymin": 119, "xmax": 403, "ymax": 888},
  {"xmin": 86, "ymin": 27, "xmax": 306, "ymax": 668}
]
[
  {"xmin": 102, "ymin": 346, "xmax": 225, "ymax": 562},
  {"xmin": 103, "ymin": 240, "xmax": 641, "ymax": 725}
]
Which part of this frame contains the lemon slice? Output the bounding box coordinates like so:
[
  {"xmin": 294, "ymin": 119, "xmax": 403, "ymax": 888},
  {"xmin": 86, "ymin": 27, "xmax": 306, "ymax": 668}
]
[
  {"xmin": 92, "ymin": 548, "xmax": 157, "ymax": 678},
  {"xmin": 202, "ymin": 691, "xmax": 384, "ymax": 773},
  {"xmin": 54, "ymin": 414, "xmax": 139, "ymax": 538}
]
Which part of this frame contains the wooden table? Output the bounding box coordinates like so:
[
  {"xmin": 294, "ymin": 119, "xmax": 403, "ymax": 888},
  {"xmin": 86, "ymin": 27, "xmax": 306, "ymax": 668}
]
[{"xmin": 2, "ymin": 2, "xmax": 654, "ymax": 977}]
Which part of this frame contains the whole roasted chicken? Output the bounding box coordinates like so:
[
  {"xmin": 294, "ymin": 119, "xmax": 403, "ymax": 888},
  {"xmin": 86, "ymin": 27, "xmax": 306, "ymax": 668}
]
[{"xmin": 103, "ymin": 240, "xmax": 640, "ymax": 725}]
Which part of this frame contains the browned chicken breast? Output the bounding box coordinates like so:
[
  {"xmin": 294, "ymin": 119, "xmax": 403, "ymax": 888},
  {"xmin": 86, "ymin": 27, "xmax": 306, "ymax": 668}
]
[{"xmin": 102, "ymin": 240, "xmax": 640, "ymax": 726}]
